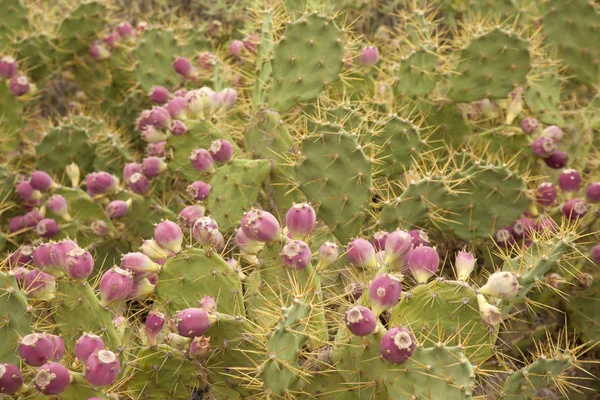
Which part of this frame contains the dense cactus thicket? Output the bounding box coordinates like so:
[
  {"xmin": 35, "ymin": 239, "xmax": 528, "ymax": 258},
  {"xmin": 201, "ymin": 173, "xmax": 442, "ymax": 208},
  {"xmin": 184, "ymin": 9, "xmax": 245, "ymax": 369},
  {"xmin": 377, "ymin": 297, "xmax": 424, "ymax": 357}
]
[{"xmin": 1, "ymin": 0, "xmax": 600, "ymax": 398}]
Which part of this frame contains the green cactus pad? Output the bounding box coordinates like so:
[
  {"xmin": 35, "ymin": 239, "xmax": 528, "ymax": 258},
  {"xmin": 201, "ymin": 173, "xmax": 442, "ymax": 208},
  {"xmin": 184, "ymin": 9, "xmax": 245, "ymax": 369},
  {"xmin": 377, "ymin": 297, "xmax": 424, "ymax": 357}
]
[
  {"xmin": 0, "ymin": 0, "xmax": 29, "ymax": 49},
  {"xmin": 53, "ymin": 186, "xmax": 106, "ymax": 221},
  {"xmin": 127, "ymin": 345, "xmax": 199, "ymax": 400},
  {"xmin": 268, "ymin": 13, "xmax": 344, "ymax": 111},
  {"xmin": 0, "ymin": 272, "xmax": 32, "ymax": 364},
  {"xmin": 0, "ymin": 81, "xmax": 23, "ymax": 152},
  {"xmin": 251, "ymin": 11, "xmax": 274, "ymax": 108},
  {"xmin": 566, "ymin": 279, "xmax": 600, "ymax": 343},
  {"xmin": 523, "ymin": 62, "xmax": 565, "ymax": 125},
  {"xmin": 133, "ymin": 28, "xmax": 181, "ymax": 92},
  {"xmin": 57, "ymin": 1, "xmax": 107, "ymax": 54},
  {"xmin": 421, "ymin": 101, "xmax": 471, "ymax": 148},
  {"xmin": 542, "ymin": 0, "xmax": 600, "ymax": 86},
  {"xmin": 448, "ymin": 29, "xmax": 531, "ymax": 102},
  {"xmin": 35, "ymin": 124, "xmax": 97, "ymax": 175},
  {"xmin": 500, "ymin": 356, "xmax": 573, "ymax": 398},
  {"xmin": 155, "ymin": 248, "xmax": 244, "ymax": 316},
  {"xmin": 206, "ymin": 159, "xmax": 271, "ymax": 232},
  {"xmin": 295, "ymin": 126, "xmax": 373, "ymax": 242},
  {"xmin": 393, "ymin": 45, "xmax": 440, "ymax": 97},
  {"xmin": 17, "ymin": 33, "xmax": 60, "ymax": 81},
  {"xmin": 390, "ymin": 281, "xmax": 497, "ymax": 363}
]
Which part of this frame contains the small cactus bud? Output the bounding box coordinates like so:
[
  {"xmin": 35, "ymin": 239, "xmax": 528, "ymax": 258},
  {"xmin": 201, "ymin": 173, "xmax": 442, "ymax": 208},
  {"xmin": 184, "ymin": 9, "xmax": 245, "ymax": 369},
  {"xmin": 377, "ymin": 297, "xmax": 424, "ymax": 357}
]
[
  {"xmin": 219, "ymin": 88, "xmax": 237, "ymax": 110},
  {"xmin": 379, "ymin": 327, "xmax": 415, "ymax": 364},
  {"xmin": 229, "ymin": 40, "xmax": 245, "ymax": 58},
  {"xmin": 154, "ymin": 220, "xmax": 183, "ymax": 254},
  {"xmin": 34, "ymin": 362, "xmax": 70, "ymax": 395},
  {"xmin": 24, "ymin": 269, "xmax": 56, "ymax": 301},
  {"xmin": 241, "ymin": 209, "xmax": 282, "ymax": 242},
  {"xmin": 65, "ymin": 248, "xmax": 93, "ymax": 280},
  {"xmin": 145, "ymin": 311, "xmax": 166, "ymax": 347},
  {"xmin": 369, "ymin": 274, "xmax": 402, "ymax": 315},
  {"xmin": 476, "ymin": 294, "xmax": 502, "ymax": 326},
  {"xmin": 0, "ymin": 56, "xmax": 18, "ymax": 79},
  {"xmin": 455, "ymin": 251, "xmax": 476, "ymax": 280},
  {"xmin": 127, "ymin": 172, "xmax": 150, "ymax": 195},
  {"xmin": 9, "ymin": 245, "xmax": 33, "ymax": 267},
  {"xmin": 46, "ymin": 194, "xmax": 71, "ymax": 221},
  {"xmin": 542, "ymin": 125, "xmax": 564, "ymax": 142},
  {"xmin": 9, "ymin": 216, "xmax": 26, "ymax": 233},
  {"xmin": 544, "ymin": 150, "xmax": 567, "ymax": 169},
  {"xmin": 65, "ymin": 163, "xmax": 80, "ymax": 187},
  {"xmin": 140, "ymin": 239, "xmax": 171, "ymax": 261},
  {"xmin": 316, "ymin": 241, "xmax": 339, "ymax": 270},
  {"xmin": 99, "ymin": 267, "xmax": 134, "ymax": 306},
  {"xmin": 520, "ymin": 117, "xmax": 538, "ymax": 135},
  {"xmin": 120, "ymin": 252, "xmax": 159, "ymax": 279},
  {"xmin": 384, "ymin": 230, "xmax": 413, "ymax": 268},
  {"xmin": 208, "ymin": 139, "xmax": 234, "ymax": 163},
  {"xmin": 494, "ymin": 226, "xmax": 514, "ymax": 246},
  {"xmin": 185, "ymin": 88, "xmax": 211, "ymax": 116},
  {"xmin": 84, "ymin": 350, "xmax": 121, "ymax": 387},
  {"xmin": 562, "ymin": 198, "xmax": 589, "ymax": 220},
  {"xmin": 149, "ymin": 85, "xmax": 170, "ymax": 104},
  {"xmin": 187, "ymin": 181, "xmax": 211, "ymax": 201},
  {"xmin": 479, "ymin": 271, "xmax": 520, "ymax": 299},
  {"xmin": 90, "ymin": 220, "xmax": 110, "ymax": 236},
  {"xmin": 189, "ymin": 336, "xmax": 211, "ymax": 359},
  {"xmin": 19, "ymin": 333, "xmax": 53, "ymax": 366},
  {"xmin": 586, "ymin": 182, "xmax": 600, "ymax": 203},
  {"xmin": 142, "ymin": 157, "xmax": 167, "ymax": 178},
  {"xmin": 280, "ymin": 240, "xmax": 311, "ymax": 270},
  {"xmin": 358, "ymin": 46, "xmax": 380, "ymax": 66},
  {"xmin": 558, "ymin": 169, "xmax": 581, "ymax": 192},
  {"xmin": 175, "ymin": 308, "xmax": 216, "ymax": 338},
  {"xmin": 0, "ymin": 363, "xmax": 23, "ymax": 394},
  {"xmin": 75, "ymin": 334, "xmax": 105, "ymax": 364},
  {"xmin": 9, "ymin": 75, "xmax": 31, "ymax": 97},
  {"xmin": 105, "ymin": 199, "xmax": 131, "ymax": 219},
  {"xmin": 30, "ymin": 171, "xmax": 59, "ymax": 191},
  {"xmin": 178, "ymin": 205, "xmax": 206, "ymax": 228},
  {"xmin": 285, "ymin": 203, "xmax": 316, "ymax": 239},
  {"xmin": 169, "ymin": 120, "xmax": 187, "ymax": 135},
  {"xmin": 86, "ymin": 172, "xmax": 119, "ymax": 197},
  {"xmin": 536, "ymin": 182, "xmax": 557, "ymax": 206},
  {"xmin": 346, "ymin": 238, "xmax": 377, "ymax": 269},
  {"xmin": 173, "ymin": 56, "xmax": 192, "ymax": 77},
  {"xmin": 407, "ymin": 246, "xmax": 440, "ymax": 283},
  {"xmin": 344, "ymin": 306, "xmax": 377, "ymax": 336},
  {"xmin": 344, "ymin": 282, "xmax": 363, "ymax": 302},
  {"xmin": 198, "ymin": 296, "xmax": 216, "ymax": 313},
  {"xmin": 531, "ymin": 136, "xmax": 556, "ymax": 158},
  {"xmin": 190, "ymin": 149, "xmax": 216, "ymax": 173},
  {"xmin": 167, "ymin": 97, "xmax": 188, "ymax": 119},
  {"xmin": 116, "ymin": 21, "xmax": 134, "ymax": 38},
  {"xmin": 371, "ymin": 231, "xmax": 389, "ymax": 252}
]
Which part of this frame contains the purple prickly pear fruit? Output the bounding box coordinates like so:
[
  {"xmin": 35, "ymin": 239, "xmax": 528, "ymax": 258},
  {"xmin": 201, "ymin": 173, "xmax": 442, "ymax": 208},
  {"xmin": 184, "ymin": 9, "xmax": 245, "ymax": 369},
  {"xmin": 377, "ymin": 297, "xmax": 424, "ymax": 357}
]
[
  {"xmin": 127, "ymin": 172, "xmax": 150, "ymax": 195},
  {"xmin": 9, "ymin": 216, "xmax": 26, "ymax": 233},
  {"xmin": 197, "ymin": 52, "xmax": 215, "ymax": 70},
  {"xmin": 536, "ymin": 182, "xmax": 557, "ymax": 206},
  {"xmin": 148, "ymin": 107, "xmax": 171, "ymax": 130},
  {"xmin": 476, "ymin": 294, "xmax": 502, "ymax": 326},
  {"xmin": 18, "ymin": 333, "xmax": 53, "ymax": 366},
  {"xmin": 371, "ymin": 231, "xmax": 389, "ymax": 252},
  {"xmin": 368, "ymin": 274, "xmax": 402, "ymax": 315},
  {"xmin": 123, "ymin": 163, "xmax": 142, "ymax": 182},
  {"xmin": 98, "ymin": 267, "xmax": 134, "ymax": 306},
  {"xmin": 120, "ymin": 252, "xmax": 159, "ymax": 279},
  {"xmin": 208, "ymin": 139, "xmax": 234, "ymax": 163},
  {"xmin": 33, "ymin": 243, "xmax": 53, "ymax": 270},
  {"xmin": 520, "ymin": 117, "xmax": 538, "ymax": 135},
  {"xmin": 174, "ymin": 56, "xmax": 192, "ymax": 77},
  {"xmin": 103, "ymin": 32, "xmax": 119, "ymax": 47},
  {"xmin": 591, "ymin": 244, "xmax": 600, "ymax": 264},
  {"xmin": 9, "ymin": 75, "xmax": 30, "ymax": 96},
  {"xmin": 24, "ymin": 209, "xmax": 45, "ymax": 228},
  {"xmin": 535, "ymin": 216, "xmax": 557, "ymax": 233},
  {"xmin": 407, "ymin": 246, "xmax": 439, "ymax": 283},
  {"xmin": 0, "ymin": 56, "xmax": 18, "ymax": 78},
  {"xmin": 346, "ymin": 238, "xmax": 377, "ymax": 269},
  {"xmin": 167, "ymin": 96, "xmax": 188, "ymax": 118},
  {"xmin": 140, "ymin": 239, "xmax": 171, "ymax": 261},
  {"xmin": 542, "ymin": 125, "xmax": 564, "ymax": 142},
  {"xmin": 86, "ymin": 172, "xmax": 119, "ymax": 197},
  {"xmin": 16, "ymin": 181, "xmax": 42, "ymax": 204},
  {"xmin": 285, "ymin": 203, "xmax": 316, "ymax": 239},
  {"xmin": 9, "ymin": 245, "xmax": 33, "ymax": 267},
  {"xmin": 46, "ymin": 194, "xmax": 71, "ymax": 221},
  {"xmin": 0, "ymin": 363, "xmax": 23, "ymax": 394},
  {"xmin": 314, "ymin": 241, "xmax": 338, "ymax": 271},
  {"xmin": 235, "ymin": 227, "xmax": 264, "ymax": 254},
  {"xmin": 50, "ymin": 239, "xmax": 78, "ymax": 271},
  {"xmin": 185, "ymin": 88, "xmax": 212, "ymax": 116},
  {"xmin": 175, "ymin": 308, "xmax": 216, "ymax": 338},
  {"xmin": 531, "ymin": 136, "xmax": 556, "ymax": 158},
  {"xmin": 24, "ymin": 269, "xmax": 56, "ymax": 300},
  {"xmin": 30, "ymin": 171, "xmax": 59, "ymax": 191},
  {"xmin": 198, "ymin": 296, "xmax": 216, "ymax": 313},
  {"xmin": 145, "ymin": 311, "xmax": 166, "ymax": 347},
  {"xmin": 243, "ymin": 33, "xmax": 260, "ymax": 53},
  {"xmin": 34, "ymin": 362, "xmax": 70, "ymax": 395},
  {"xmin": 65, "ymin": 248, "xmax": 93, "ymax": 280},
  {"xmin": 46, "ymin": 334, "xmax": 64, "ymax": 361},
  {"xmin": 379, "ymin": 327, "xmax": 416, "ymax": 364},
  {"xmin": 384, "ymin": 230, "xmax": 413, "ymax": 267},
  {"xmin": 142, "ymin": 156, "xmax": 167, "ymax": 178},
  {"xmin": 149, "ymin": 85, "xmax": 170, "ymax": 104},
  {"xmin": 562, "ymin": 198, "xmax": 588, "ymax": 220},
  {"xmin": 280, "ymin": 240, "xmax": 312, "ymax": 270},
  {"xmin": 192, "ymin": 217, "xmax": 219, "ymax": 247},
  {"xmin": 189, "ymin": 336, "xmax": 211, "ymax": 359},
  {"xmin": 147, "ymin": 141, "xmax": 166, "ymax": 157},
  {"xmin": 409, "ymin": 229, "xmax": 429, "ymax": 248},
  {"xmin": 84, "ymin": 350, "xmax": 121, "ymax": 387},
  {"xmin": 455, "ymin": 251, "xmax": 476, "ymax": 280},
  {"xmin": 512, "ymin": 217, "xmax": 535, "ymax": 238},
  {"xmin": 480, "ymin": 271, "xmax": 521, "ymax": 299},
  {"xmin": 544, "ymin": 150, "xmax": 568, "ymax": 169},
  {"xmin": 169, "ymin": 120, "xmax": 187, "ymax": 136},
  {"xmin": 154, "ymin": 220, "xmax": 183, "ymax": 254},
  {"xmin": 127, "ymin": 277, "xmax": 156, "ymax": 300},
  {"xmin": 558, "ymin": 169, "xmax": 581, "ymax": 192},
  {"xmin": 10, "ymin": 266, "xmax": 29, "ymax": 284},
  {"xmin": 178, "ymin": 205, "xmax": 206, "ymax": 228},
  {"xmin": 358, "ymin": 46, "xmax": 380, "ymax": 66},
  {"xmin": 190, "ymin": 149, "xmax": 216, "ymax": 173},
  {"xmin": 494, "ymin": 226, "xmax": 514, "ymax": 246},
  {"xmin": 229, "ymin": 40, "xmax": 245, "ymax": 58},
  {"xmin": 187, "ymin": 180, "xmax": 211, "ymax": 201},
  {"xmin": 89, "ymin": 40, "xmax": 110, "ymax": 60},
  {"xmin": 344, "ymin": 282, "xmax": 363, "ymax": 302},
  {"xmin": 586, "ymin": 182, "xmax": 600, "ymax": 203},
  {"xmin": 36, "ymin": 219, "xmax": 59, "ymax": 238},
  {"xmin": 241, "ymin": 209, "xmax": 282, "ymax": 242},
  {"xmin": 173, "ymin": 88, "xmax": 187, "ymax": 97},
  {"xmin": 116, "ymin": 21, "xmax": 134, "ymax": 38},
  {"xmin": 344, "ymin": 306, "xmax": 377, "ymax": 336},
  {"xmin": 136, "ymin": 109, "xmax": 152, "ymax": 132},
  {"xmin": 105, "ymin": 199, "xmax": 131, "ymax": 219},
  {"xmin": 219, "ymin": 88, "xmax": 237, "ymax": 110}
]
